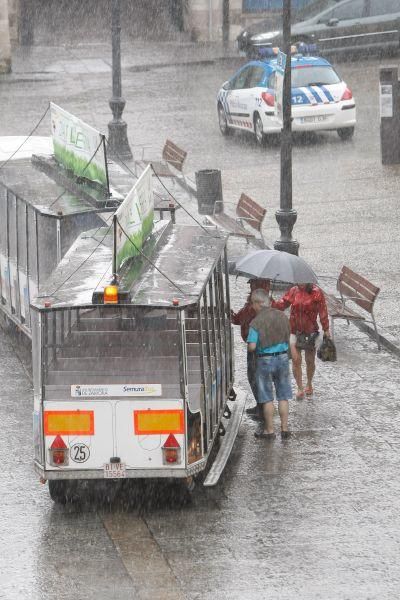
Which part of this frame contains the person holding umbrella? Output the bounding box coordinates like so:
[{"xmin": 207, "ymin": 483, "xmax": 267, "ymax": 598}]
[
  {"xmin": 235, "ymin": 249, "xmax": 330, "ymax": 399},
  {"xmin": 231, "ymin": 278, "xmax": 271, "ymax": 416},
  {"xmin": 272, "ymin": 283, "xmax": 330, "ymax": 399}
]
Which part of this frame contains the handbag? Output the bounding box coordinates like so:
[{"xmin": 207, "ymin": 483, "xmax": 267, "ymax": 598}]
[
  {"xmin": 295, "ymin": 331, "xmax": 319, "ymax": 351},
  {"xmin": 317, "ymin": 335, "xmax": 337, "ymax": 362}
]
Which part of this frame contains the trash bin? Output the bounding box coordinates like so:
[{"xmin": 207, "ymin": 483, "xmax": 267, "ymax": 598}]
[{"xmin": 195, "ymin": 169, "xmax": 223, "ymax": 215}]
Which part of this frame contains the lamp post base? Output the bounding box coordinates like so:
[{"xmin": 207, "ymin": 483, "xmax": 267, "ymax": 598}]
[
  {"xmin": 274, "ymin": 209, "xmax": 299, "ymax": 255},
  {"xmin": 107, "ymin": 120, "xmax": 132, "ymax": 161}
]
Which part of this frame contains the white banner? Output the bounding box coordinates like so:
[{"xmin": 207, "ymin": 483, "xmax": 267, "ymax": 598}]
[
  {"xmin": 50, "ymin": 103, "xmax": 107, "ymax": 187},
  {"xmin": 114, "ymin": 164, "xmax": 154, "ymax": 272},
  {"xmin": 71, "ymin": 384, "xmax": 162, "ymax": 398},
  {"xmin": 274, "ymin": 50, "xmax": 286, "ymax": 125}
]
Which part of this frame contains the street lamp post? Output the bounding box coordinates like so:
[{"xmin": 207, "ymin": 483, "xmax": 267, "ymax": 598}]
[
  {"xmin": 274, "ymin": 0, "xmax": 299, "ymax": 255},
  {"xmin": 107, "ymin": 0, "xmax": 132, "ymax": 160}
]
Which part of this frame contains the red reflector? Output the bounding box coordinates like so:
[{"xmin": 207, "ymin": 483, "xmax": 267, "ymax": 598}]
[
  {"xmin": 49, "ymin": 435, "xmax": 69, "ymax": 466},
  {"xmin": 341, "ymin": 87, "xmax": 353, "ymax": 101},
  {"xmin": 261, "ymin": 92, "xmax": 274, "ymax": 107},
  {"xmin": 50, "ymin": 435, "xmax": 68, "ymax": 450},
  {"xmin": 162, "ymin": 434, "xmax": 181, "ymax": 464},
  {"xmin": 164, "ymin": 433, "xmax": 179, "ymax": 448}
]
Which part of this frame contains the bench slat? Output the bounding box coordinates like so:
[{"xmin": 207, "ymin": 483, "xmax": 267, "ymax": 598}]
[
  {"xmin": 236, "ymin": 193, "xmax": 266, "ymax": 232},
  {"xmin": 206, "ymin": 213, "xmax": 255, "ymax": 238},
  {"xmin": 325, "ymin": 294, "xmax": 365, "ymax": 320},
  {"xmin": 339, "ymin": 273, "xmax": 378, "ymax": 305},
  {"xmin": 341, "ymin": 266, "xmax": 380, "ymax": 295},
  {"xmin": 162, "ymin": 139, "xmax": 187, "ymax": 172}
]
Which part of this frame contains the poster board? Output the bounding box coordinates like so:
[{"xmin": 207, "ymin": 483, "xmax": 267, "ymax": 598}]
[
  {"xmin": 114, "ymin": 165, "xmax": 154, "ymax": 272},
  {"xmin": 50, "ymin": 103, "xmax": 108, "ymax": 187},
  {"xmin": 274, "ymin": 50, "xmax": 286, "ymax": 125}
]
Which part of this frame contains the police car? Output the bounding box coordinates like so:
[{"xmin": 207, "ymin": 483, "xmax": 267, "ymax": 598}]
[{"xmin": 217, "ymin": 46, "xmax": 356, "ymax": 145}]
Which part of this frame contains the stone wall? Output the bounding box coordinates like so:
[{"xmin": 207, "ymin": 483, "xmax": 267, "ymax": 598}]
[
  {"xmin": 0, "ymin": 0, "xmax": 11, "ymax": 73},
  {"xmin": 185, "ymin": 0, "xmax": 243, "ymax": 42}
]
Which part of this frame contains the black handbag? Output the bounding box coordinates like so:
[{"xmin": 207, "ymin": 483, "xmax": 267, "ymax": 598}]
[
  {"xmin": 317, "ymin": 335, "xmax": 337, "ymax": 362},
  {"xmin": 295, "ymin": 331, "xmax": 319, "ymax": 351}
]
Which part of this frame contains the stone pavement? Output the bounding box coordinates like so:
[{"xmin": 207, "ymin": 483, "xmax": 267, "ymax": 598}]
[{"xmin": 1, "ymin": 39, "xmax": 400, "ymax": 598}]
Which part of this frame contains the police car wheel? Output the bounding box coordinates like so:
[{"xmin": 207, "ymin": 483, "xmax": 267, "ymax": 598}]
[
  {"xmin": 218, "ymin": 104, "xmax": 232, "ymax": 136},
  {"xmin": 337, "ymin": 127, "xmax": 354, "ymax": 141},
  {"xmin": 254, "ymin": 113, "xmax": 266, "ymax": 146}
]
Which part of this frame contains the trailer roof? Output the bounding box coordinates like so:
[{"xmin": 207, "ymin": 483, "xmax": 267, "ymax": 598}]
[
  {"xmin": 0, "ymin": 136, "xmax": 137, "ymax": 217},
  {"xmin": 32, "ymin": 223, "xmax": 227, "ymax": 310}
]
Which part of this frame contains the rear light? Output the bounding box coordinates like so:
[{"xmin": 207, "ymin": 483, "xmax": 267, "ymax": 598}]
[
  {"xmin": 261, "ymin": 92, "xmax": 274, "ymax": 107},
  {"xmin": 162, "ymin": 434, "xmax": 181, "ymax": 465},
  {"xmin": 49, "ymin": 435, "xmax": 69, "ymax": 466},
  {"xmin": 104, "ymin": 284, "xmax": 119, "ymax": 304},
  {"xmin": 341, "ymin": 87, "xmax": 353, "ymax": 101}
]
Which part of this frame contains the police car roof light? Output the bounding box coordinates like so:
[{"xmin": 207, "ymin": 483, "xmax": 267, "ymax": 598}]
[
  {"xmin": 258, "ymin": 46, "xmax": 278, "ymax": 59},
  {"xmin": 296, "ymin": 42, "xmax": 318, "ymax": 56}
]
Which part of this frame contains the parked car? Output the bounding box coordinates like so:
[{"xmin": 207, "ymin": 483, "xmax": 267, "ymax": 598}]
[
  {"xmin": 216, "ymin": 48, "xmax": 356, "ymax": 145},
  {"xmin": 237, "ymin": 0, "xmax": 400, "ymax": 58}
]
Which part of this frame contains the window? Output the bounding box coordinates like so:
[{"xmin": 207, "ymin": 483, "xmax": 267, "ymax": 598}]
[
  {"xmin": 231, "ymin": 66, "xmax": 253, "ymax": 90},
  {"xmin": 247, "ymin": 66, "xmax": 266, "ymax": 88},
  {"xmin": 291, "ymin": 66, "xmax": 341, "ymax": 87},
  {"xmin": 332, "ymin": 0, "xmax": 365, "ymax": 20},
  {"xmin": 369, "ymin": 0, "xmax": 400, "ymax": 17}
]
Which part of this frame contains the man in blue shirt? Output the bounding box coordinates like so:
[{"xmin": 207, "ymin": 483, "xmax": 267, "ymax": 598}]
[{"xmin": 247, "ymin": 289, "xmax": 292, "ymax": 439}]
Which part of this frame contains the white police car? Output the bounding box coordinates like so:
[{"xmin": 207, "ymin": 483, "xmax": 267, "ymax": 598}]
[{"xmin": 217, "ymin": 47, "xmax": 356, "ymax": 145}]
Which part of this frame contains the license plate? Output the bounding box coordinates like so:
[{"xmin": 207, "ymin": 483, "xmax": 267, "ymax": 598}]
[
  {"xmin": 103, "ymin": 462, "xmax": 126, "ymax": 478},
  {"xmin": 300, "ymin": 115, "xmax": 327, "ymax": 124}
]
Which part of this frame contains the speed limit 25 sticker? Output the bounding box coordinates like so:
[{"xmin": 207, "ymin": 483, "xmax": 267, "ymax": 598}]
[{"xmin": 70, "ymin": 443, "xmax": 90, "ymax": 463}]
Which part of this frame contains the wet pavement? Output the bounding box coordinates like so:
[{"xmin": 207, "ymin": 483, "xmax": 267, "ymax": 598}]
[{"xmin": 1, "ymin": 37, "xmax": 400, "ymax": 599}]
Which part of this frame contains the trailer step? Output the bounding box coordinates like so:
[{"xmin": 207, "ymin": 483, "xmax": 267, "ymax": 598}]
[{"xmin": 203, "ymin": 389, "xmax": 245, "ymax": 487}]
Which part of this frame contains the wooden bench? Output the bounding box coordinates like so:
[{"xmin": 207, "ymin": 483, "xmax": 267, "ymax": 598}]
[
  {"xmin": 205, "ymin": 193, "xmax": 267, "ymax": 246},
  {"xmin": 148, "ymin": 139, "xmax": 187, "ymax": 177},
  {"xmin": 325, "ymin": 265, "xmax": 381, "ymax": 349}
]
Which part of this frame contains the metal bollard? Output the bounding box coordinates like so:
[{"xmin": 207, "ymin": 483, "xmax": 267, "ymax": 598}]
[
  {"xmin": 379, "ymin": 66, "xmax": 400, "ymax": 165},
  {"xmin": 195, "ymin": 169, "xmax": 223, "ymax": 215}
]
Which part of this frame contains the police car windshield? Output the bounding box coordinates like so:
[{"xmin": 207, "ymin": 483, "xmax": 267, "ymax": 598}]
[{"xmin": 291, "ymin": 66, "xmax": 340, "ymax": 87}]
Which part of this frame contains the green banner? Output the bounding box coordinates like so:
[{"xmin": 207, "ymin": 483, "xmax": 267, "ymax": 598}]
[
  {"xmin": 50, "ymin": 102, "xmax": 107, "ymax": 187},
  {"xmin": 114, "ymin": 165, "xmax": 154, "ymax": 272}
]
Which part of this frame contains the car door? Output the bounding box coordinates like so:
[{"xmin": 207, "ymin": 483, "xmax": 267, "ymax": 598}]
[
  {"xmin": 246, "ymin": 65, "xmax": 268, "ymax": 128},
  {"xmin": 315, "ymin": 0, "xmax": 368, "ymax": 53},
  {"xmin": 362, "ymin": 0, "xmax": 400, "ymax": 51},
  {"xmin": 226, "ymin": 65, "xmax": 253, "ymax": 130}
]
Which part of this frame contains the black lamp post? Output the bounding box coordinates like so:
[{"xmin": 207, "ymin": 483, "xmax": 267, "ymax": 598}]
[
  {"xmin": 108, "ymin": 0, "xmax": 132, "ymax": 160},
  {"xmin": 274, "ymin": 0, "xmax": 299, "ymax": 255}
]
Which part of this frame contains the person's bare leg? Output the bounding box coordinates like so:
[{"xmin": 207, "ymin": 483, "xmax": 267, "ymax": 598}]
[
  {"xmin": 291, "ymin": 344, "xmax": 303, "ymax": 396},
  {"xmin": 262, "ymin": 402, "xmax": 275, "ymax": 434},
  {"xmin": 305, "ymin": 349, "xmax": 316, "ymax": 394},
  {"xmin": 278, "ymin": 400, "xmax": 289, "ymax": 431}
]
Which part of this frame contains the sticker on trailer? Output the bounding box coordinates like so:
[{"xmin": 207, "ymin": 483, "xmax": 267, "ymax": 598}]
[
  {"xmin": 71, "ymin": 384, "xmax": 162, "ymax": 397},
  {"xmin": 70, "ymin": 443, "xmax": 90, "ymax": 463}
]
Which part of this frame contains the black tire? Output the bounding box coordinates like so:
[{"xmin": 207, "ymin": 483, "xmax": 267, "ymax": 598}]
[
  {"xmin": 337, "ymin": 127, "xmax": 354, "ymax": 141},
  {"xmin": 48, "ymin": 480, "xmax": 69, "ymax": 504},
  {"xmin": 218, "ymin": 103, "xmax": 232, "ymax": 136},
  {"xmin": 254, "ymin": 113, "xmax": 267, "ymax": 146}
]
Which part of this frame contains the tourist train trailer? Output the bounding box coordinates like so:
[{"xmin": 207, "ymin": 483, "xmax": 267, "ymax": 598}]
[{"xmin": 0, "ymin": 119, "xmax": 243, "ymax": 504}]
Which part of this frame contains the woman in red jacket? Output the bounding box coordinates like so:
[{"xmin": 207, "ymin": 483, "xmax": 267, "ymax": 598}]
[{"xmin": 272, "ymin": 284, "xmax": 330, "ymax": 399}]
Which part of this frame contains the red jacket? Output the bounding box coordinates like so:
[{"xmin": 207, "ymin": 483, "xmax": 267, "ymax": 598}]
[
  {"xmin": 272, "ymin": 285, "xmax": 329, "ymax": 335},
  {"xmin": 231, "ymin": 300, "xmax": 256, "ymax": 342}
]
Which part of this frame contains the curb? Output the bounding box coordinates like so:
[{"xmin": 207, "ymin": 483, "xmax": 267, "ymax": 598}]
[{"xmin": 355, "ymin": 321, "xmax": 400, "ymax": 358}]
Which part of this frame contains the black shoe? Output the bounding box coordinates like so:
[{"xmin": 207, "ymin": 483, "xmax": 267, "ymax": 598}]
[{"xmin": 281, "ymin": 430, "xmax": 291, "ymax": 439}]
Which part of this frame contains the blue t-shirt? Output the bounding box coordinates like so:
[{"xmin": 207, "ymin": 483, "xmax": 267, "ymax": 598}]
[{"xmin": 247, "ymin": 326, "xmax": 288, "ymax": 355}]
